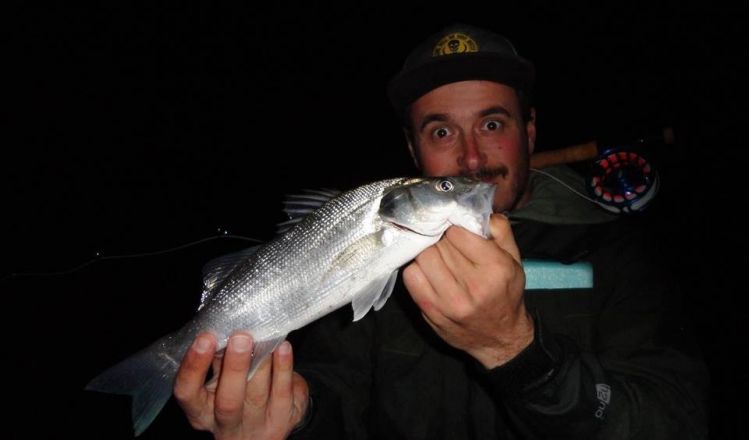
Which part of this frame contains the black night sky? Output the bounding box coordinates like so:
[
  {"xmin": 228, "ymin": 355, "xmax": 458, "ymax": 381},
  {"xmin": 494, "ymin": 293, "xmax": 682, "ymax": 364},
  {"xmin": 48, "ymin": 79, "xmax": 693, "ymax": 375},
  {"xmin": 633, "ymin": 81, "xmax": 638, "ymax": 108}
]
[{"xmin": 5, "ymin": 2, "xmax": 745, "ymax": 439}]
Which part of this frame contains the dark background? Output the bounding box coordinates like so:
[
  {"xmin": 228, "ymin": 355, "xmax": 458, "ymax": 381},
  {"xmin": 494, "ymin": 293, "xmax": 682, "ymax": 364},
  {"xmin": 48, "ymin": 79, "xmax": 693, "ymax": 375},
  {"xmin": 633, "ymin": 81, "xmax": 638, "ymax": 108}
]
[{"xmin": 4, "ymin": 2, "xmax": 744, "ymax": 439}]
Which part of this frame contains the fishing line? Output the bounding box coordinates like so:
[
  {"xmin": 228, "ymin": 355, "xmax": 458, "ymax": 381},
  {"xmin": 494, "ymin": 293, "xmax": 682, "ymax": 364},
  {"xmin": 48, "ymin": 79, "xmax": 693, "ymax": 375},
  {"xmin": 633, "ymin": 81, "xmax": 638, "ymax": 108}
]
[
  {"xmin": 3, "ymin": 233, "xmax": 263, "ymax": 281},
  {"xmin": 530, "ymin": 168, "xmax": 601, "ymax": 204},
  {"xmin": 7, "ymin": 155, "xmax": 658, "ymax": 281}
]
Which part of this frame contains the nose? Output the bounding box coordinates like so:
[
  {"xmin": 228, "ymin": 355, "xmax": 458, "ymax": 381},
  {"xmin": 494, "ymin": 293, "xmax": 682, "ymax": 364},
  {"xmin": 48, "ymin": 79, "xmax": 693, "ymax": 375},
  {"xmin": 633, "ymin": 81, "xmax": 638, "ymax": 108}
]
[{"xmin": 456, "ymin": 135, "xmax": 486, "ymax": 172}]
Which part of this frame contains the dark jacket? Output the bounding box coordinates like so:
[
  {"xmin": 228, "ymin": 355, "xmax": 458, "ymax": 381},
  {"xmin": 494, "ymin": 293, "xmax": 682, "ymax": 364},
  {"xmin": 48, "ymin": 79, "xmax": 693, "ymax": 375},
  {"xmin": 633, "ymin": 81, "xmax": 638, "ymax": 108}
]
[{"xmin": 289, "ymin": 167, "xmax": 709, "ymax": 439}]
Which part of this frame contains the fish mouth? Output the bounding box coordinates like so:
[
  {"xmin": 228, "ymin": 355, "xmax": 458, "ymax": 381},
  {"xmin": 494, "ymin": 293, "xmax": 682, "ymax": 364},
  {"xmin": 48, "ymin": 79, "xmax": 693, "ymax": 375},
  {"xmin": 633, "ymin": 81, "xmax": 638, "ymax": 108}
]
[
  {"xmin": 386, "ymin": 220, "xmax": 438, "ymax": 236},
  {"xmin": 454, "ymin": 181, "xmax": 496, "ymax": 238}
]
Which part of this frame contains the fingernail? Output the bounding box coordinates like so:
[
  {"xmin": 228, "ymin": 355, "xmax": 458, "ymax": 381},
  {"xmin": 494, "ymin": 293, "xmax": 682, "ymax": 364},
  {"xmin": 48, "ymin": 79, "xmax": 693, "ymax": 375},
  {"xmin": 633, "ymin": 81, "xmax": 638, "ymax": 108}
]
[
  {"xmin": 278, "ymin": 341, "xmax": 291, "ymax": 355},
  {"xmin": 193, "ymin": 336, "xmax": 212, "ymax": 354},
  {"xmin": 230, "ymin": 334, "xmax": 251, "ymax": 353}
]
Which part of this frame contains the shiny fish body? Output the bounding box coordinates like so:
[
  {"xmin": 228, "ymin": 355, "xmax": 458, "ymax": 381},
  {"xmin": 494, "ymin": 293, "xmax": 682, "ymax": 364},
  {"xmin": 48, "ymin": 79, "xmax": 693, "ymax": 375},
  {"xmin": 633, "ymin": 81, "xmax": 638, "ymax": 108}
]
[
  {"xmin": 86, "ymin": 176, "xmax": 495, "ymax": 436},
  {"xmin": 203, "ymin": 178, "xmax": 417, "ymax": 342}
]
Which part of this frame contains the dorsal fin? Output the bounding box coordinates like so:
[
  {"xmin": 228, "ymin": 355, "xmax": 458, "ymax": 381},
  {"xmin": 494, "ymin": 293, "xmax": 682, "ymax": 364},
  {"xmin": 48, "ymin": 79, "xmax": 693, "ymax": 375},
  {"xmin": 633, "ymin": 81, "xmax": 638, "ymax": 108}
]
[
  {"xmin": 276, "ymin": 188, "xmax": 340, "ymax": 234},
  {"xmin": 199, "ymin": 246, "xmax": 261, "ymax": 310}
]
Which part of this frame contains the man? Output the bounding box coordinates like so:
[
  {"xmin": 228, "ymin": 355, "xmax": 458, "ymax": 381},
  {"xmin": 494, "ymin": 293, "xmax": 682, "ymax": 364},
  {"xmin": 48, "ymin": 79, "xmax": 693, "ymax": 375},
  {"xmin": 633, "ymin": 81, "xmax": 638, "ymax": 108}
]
[{"xmin": 174, "ymin": 23, "xmax": 708, "ymax": 439}]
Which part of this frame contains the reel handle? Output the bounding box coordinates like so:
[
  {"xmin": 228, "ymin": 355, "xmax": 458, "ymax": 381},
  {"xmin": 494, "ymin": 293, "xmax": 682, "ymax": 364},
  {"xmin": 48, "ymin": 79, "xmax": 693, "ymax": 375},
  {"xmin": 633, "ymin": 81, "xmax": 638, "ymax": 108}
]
[{"xmin": 530, "ymin": 127, "xmax": 674, "ymax": 170}]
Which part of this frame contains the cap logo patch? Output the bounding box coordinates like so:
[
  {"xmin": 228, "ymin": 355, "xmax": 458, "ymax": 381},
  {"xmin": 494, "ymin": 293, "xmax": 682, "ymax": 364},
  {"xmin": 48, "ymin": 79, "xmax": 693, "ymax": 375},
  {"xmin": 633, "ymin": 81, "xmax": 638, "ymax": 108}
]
[{"xmin": 433, "ymin": 33, "xmax": 479, "ymax": 56}]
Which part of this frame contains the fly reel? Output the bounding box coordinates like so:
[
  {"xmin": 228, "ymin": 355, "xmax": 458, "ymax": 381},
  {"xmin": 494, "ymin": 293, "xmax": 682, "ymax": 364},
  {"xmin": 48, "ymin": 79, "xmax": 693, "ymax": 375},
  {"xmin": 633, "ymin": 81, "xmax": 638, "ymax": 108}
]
[{"xmin": 586, "ymin": 147, "xmax": 659, "ymax": 214}]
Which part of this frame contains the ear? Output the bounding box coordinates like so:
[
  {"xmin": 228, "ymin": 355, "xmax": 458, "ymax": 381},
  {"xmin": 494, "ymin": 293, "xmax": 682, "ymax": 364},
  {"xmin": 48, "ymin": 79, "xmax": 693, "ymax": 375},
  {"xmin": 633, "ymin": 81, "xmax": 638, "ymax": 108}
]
[
  {"xmin": 404, "ymin": 129, "xmax": 421, "ymax": 169},
  {"xmin": 526, "ymin": 108, "xmax": 537, "ymax": 155}
]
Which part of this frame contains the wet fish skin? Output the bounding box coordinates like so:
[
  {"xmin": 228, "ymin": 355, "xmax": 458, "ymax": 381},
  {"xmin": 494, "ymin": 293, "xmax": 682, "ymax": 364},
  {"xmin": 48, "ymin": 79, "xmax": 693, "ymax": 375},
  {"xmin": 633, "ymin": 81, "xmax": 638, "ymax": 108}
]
[{"xmin": 85, "ymin": 176, "xmax": 495, "ymax": 436}]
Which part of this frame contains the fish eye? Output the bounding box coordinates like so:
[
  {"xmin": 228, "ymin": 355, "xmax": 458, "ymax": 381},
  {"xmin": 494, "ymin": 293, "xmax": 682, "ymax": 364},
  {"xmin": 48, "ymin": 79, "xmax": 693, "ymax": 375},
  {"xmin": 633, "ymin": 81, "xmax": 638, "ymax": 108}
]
[{"xmin": 436, "ymin": 179, "xmax": 454, "ymax": 192}]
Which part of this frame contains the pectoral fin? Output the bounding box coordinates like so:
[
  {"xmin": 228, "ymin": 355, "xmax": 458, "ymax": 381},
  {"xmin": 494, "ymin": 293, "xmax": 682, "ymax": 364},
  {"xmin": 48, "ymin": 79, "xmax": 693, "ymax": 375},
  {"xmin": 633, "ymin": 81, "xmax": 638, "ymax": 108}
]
[
  {"xmin": 351, "ymin": 270, "xmax": 399, "ymax": 321},
  {"xmin": 373, "ymin": 270, "xmax": 398, "ymax": 311}
]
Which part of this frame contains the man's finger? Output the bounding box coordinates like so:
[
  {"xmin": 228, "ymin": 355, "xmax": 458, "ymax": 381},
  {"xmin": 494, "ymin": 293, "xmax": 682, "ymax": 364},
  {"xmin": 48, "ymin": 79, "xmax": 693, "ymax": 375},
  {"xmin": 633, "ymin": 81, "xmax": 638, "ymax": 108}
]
[
  {"xmin": 174, "ymin": 333, "xmax": 216, "ymax": 420},
  {"xmin": 204, "ymin": 353, "xmax": 224, "ymax": 392},
  {"xmin": 214, "ymin": 333, "xmax": 253, "ymax": 429},
  {"xmin": 291, "ymin": 372, "xmax": 310, "ymax": 421},
  {"xmin": 244, "ymin": 347, "xmax": 274, "ymax": 411},
  {"xmin": 445, "ymin": 214, "xmax": 520, "ymax": 264},
  {"xmin": 403, "ymin": 262, "xmax": 451, "ymax": 327},
  {"xmin": 488, "ymin": 214, "xmax": 521, "ymax": 263},
  {"xmin": 433, "ymin": 235, "xmax": 474, "ymax": 280},
  {"xmin": 268, "ymin": 341, "xmax": 295, "ymax": 427},
  {"xmin": 413, "ymin": 245, "xmax": 462, "ymax": 301}
]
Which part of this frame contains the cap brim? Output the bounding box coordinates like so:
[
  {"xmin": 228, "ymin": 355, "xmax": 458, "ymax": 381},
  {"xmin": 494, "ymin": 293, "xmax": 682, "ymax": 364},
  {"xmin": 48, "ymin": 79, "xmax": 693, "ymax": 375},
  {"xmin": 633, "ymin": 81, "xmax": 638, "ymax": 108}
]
[{"xmin": 387, "ymin": 53, "xmax": 534, "ymax": 118}]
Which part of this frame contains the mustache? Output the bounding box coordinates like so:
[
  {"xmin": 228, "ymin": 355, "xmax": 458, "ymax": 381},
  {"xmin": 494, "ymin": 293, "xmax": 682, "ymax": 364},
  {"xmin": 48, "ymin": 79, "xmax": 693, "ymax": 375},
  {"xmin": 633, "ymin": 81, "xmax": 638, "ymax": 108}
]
[{"xmin": 461, "ymin": 165, "xmax": 508, "ymax": 180}]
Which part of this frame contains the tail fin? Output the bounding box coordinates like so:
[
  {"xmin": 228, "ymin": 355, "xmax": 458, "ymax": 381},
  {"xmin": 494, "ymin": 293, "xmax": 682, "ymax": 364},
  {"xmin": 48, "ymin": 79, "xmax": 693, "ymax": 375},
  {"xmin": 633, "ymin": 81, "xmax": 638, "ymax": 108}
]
[{"xmin": 85, "ymin": 332, "xmax": 191, "ymax": 436}]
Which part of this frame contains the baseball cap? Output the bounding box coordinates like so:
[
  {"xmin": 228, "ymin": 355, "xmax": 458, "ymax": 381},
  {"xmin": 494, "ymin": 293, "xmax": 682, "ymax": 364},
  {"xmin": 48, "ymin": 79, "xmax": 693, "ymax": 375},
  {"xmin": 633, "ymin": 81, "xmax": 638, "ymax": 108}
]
[{"xmin": 387, "ymin": 23, "xmax": 535, "ymax": 121}]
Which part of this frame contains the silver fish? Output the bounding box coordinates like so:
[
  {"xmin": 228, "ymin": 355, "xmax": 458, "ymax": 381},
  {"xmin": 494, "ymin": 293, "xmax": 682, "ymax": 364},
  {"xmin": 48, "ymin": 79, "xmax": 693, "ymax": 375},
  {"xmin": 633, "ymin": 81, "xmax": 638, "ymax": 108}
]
[{"xmin": 85, "ymin": 176, "xmax": 496, "ymax": 435}]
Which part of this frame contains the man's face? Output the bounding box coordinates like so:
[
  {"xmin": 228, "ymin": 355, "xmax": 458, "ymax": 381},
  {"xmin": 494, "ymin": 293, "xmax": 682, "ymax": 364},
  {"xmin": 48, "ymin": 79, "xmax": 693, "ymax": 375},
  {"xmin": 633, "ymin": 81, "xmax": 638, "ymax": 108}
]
[{"xmin": 407, "ymin": 80, "xmax": 536, "ymax": 213}]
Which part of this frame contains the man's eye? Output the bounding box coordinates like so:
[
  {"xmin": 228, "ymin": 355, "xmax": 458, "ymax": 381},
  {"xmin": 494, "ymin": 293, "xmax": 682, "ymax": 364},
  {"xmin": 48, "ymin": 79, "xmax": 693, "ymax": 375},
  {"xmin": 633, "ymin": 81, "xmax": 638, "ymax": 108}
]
[
  {"xmin": 433, "ymin": 127, "xmax": 451, "ymax": 138},
  {"xmin": 484, "ymin": 120, "xmax": 502, "ymax": 130}
]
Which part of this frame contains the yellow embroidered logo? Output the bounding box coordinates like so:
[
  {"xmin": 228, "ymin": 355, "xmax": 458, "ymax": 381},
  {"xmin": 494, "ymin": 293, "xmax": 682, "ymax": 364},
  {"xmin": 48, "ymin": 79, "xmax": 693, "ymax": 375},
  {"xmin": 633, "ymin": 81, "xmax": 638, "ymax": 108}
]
[{"xmin": 432, "ymin": 33, "xmax": 479, "ymax": 56}]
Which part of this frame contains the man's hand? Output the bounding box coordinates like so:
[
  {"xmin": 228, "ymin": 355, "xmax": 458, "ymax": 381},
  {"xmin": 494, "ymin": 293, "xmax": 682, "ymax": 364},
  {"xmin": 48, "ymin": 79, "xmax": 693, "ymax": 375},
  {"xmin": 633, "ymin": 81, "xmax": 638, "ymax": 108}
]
[
  {"xmin": 174, "ymin": 333, "xmax": 309, "ymax": 440},
  {"xmin": 403, "ymin": 213, "xmax": 534, "ymax": 369}
]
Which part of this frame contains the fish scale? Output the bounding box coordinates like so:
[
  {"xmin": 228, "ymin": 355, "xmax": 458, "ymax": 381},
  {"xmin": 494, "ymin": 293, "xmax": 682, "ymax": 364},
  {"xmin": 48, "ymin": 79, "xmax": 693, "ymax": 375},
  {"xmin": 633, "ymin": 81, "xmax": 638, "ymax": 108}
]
[{"xmin": 202, "ymin": 179, "xmax": 396, "ymax": 340}]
